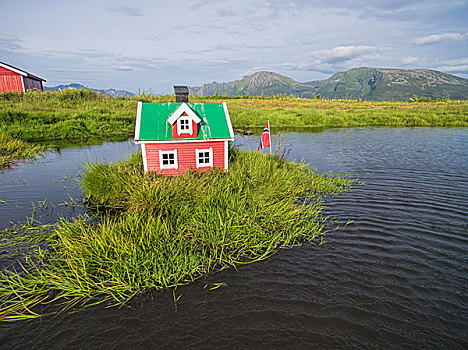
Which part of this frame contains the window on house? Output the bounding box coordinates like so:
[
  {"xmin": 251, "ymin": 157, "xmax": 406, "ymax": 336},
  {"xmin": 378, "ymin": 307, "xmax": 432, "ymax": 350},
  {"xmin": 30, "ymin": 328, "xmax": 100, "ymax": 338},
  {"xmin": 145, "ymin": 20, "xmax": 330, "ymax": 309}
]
[
  {"xmin": 180, "ymin": 119, "xmax": 189, "ymax": 131},
  {"xmin": 159, "ymin": 149, "xmax": 178, "ymax": 169},
  {"xmin": 177, "ymin": 117, "xmax": 192, "ymax": 135},
  {"xmin": 196, "ymin": 148, "xmax": 213, "ymax": 168}
]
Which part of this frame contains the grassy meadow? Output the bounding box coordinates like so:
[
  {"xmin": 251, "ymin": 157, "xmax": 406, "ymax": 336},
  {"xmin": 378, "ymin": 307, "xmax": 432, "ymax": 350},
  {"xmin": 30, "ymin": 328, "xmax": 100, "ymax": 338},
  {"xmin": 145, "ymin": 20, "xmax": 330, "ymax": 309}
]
[
  {"xmin": 227, "ymin": 97, "xmax": 468, "ymax": 128},
  {"xmin": 0, "ymin": 89, "xmax": 467, "ymax": 166},
  {"xmin": 1, "ymin": 89, "xmax": 465, "ymax": 167},
  {"xmin": 0, "ymin": 90, "xmax": 467, "ymax": 150},
  {"xmin": 0, "ymin": 148, "xmax": 355, "ymax": 320}
]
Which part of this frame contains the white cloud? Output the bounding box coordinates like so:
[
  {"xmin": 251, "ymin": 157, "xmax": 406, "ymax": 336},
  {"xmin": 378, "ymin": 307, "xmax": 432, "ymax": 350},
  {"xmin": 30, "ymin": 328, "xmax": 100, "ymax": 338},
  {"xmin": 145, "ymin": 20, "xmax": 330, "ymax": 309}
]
[
  {"xmin": 399, "ymin": 56, "xmax": 468, "ymax": 74},
  {"xmin": 415, "ymin": 32, "xmax": 468, "ymax": 45},
  {"xmin": 400, "ymin": 56, "xmax": 430, "ymax": 66},
  {"xmin": 438, "ymin": 64, "xmax": 468, "ymax": 72},
  {"xmin": 0, "ymin": 33, "xmax": 24, "ymax": 52},
  {"xmin": 291, "ymin": 45, "xmax": 385, "ymax": 74},
  {"xmin": 315, "ymin": 45, "xmax": 381, "ymax": 64},
  {"xmin": 1, "ymin": 0, "xmax": 467, "ymax": 91},
  {"xmin": 46, "ymin": 68, "xmax": 105, "ymax": 73},
  {"xmin": 108, "ymin": 6, "xmax": 143, "ymax": 17},
  {"xmin": 436, "ymin": 57, "xmax": 468, "ymax": 73}
]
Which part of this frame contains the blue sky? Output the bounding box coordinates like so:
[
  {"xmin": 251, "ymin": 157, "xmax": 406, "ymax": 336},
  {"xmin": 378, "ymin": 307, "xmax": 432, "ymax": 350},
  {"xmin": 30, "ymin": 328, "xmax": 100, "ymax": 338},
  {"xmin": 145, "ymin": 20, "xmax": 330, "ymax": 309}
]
[{"xmin": 1, "ymin": 0, "xmax": 467, "ymax": 93}]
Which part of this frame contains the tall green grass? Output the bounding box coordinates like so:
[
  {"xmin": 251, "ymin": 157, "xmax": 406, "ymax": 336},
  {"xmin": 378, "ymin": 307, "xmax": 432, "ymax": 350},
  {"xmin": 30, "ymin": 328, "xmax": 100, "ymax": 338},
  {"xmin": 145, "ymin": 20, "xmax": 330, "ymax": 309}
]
[
  {"xmin": 0, "ymin": 149, "xmax": 355, "ymax": 321},
  {"xmin": 0, "ymin": 133, "xmax": 43, "ymax": 167},
  {"xmin": 0, "ymin": 90, "xmax": 138, "ymax": 142}
]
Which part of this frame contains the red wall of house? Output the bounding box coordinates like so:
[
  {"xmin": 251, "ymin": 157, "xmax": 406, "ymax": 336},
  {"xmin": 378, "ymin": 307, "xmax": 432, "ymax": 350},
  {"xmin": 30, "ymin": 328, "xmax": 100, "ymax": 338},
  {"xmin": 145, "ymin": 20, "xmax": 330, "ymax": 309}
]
[
  {"xmin": 0, "ymin": 66, "xmax": 23, "ymax": 93},
  {"xmin": 171, "ymin": 120, "xmax": 198, "ymax": 139},
  {"xmin": 144, "ymin": 141, "xmax": 226, "ymax": 176}
]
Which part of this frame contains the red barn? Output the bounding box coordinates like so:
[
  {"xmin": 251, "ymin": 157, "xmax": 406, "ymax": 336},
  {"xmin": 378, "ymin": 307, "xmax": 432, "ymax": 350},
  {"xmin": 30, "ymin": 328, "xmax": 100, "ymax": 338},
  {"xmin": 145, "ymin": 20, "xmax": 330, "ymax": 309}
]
[
  {"xmin": 134, "ymin": 86, "xmax": 234, "ymax": 175},
  {"xmin": 0, "ymin": 62, "xmax": 46, "ymax": 93}
]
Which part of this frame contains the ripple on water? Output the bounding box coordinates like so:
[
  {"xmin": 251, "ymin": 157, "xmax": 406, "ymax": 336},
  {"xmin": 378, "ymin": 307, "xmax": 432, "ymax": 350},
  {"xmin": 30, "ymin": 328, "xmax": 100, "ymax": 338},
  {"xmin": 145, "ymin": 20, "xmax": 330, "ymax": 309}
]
[{"xmin": 1, "ymin": 128, "xmax": 467, "ymax": 349}]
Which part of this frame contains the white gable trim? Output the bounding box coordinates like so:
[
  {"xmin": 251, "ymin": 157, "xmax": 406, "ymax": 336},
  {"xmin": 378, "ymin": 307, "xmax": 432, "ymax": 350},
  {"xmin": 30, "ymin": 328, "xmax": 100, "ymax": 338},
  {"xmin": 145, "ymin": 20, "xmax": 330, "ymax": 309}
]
[
  {"xmin": 224, "ymin": 140, "xmax": 228, "ymax": 170},
  {"xmin": 167, "ymin": 102, "xmax": 201, "ymax": 125},
  {"xmin": 141, "ymin": 143, "xmax": 148, "ymax": 172},
  {"xmin": 134, "ymin": 101, "xmax": 142, "ymax": 140},
  {"xmin": 222, "ymin": 102, "xmax": 235, "ymax": 138},
  {"xmin": 0, "ymin": 62, "xmax": 27, "ymax": 76}
]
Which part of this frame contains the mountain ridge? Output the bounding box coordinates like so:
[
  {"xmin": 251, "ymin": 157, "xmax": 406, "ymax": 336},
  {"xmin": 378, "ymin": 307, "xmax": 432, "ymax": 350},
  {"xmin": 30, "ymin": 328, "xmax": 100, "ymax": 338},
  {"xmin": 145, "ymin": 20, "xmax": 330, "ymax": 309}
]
[
  {"xmin": 190, "ymin": 67, "xmax": 468, "ymax": 101},
  {"xmin": 44, "ymin": 83, "xmax": 136, "ymax": 98}
]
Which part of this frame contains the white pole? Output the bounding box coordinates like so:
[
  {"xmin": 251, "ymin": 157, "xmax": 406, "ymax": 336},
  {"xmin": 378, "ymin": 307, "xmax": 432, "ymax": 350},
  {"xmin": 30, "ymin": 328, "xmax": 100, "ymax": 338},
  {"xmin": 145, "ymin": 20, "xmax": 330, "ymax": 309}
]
[{"xmin": 269, "ymin": 120, "xmax": 272, "ymax": 155}]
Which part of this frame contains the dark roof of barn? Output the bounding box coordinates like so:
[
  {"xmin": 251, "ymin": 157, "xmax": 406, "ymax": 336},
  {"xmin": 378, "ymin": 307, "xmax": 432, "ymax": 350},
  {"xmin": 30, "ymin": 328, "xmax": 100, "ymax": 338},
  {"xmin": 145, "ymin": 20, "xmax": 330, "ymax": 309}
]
[{"xmin": 0, "ymin": 61, "xmax": 46, "ymax": 82}]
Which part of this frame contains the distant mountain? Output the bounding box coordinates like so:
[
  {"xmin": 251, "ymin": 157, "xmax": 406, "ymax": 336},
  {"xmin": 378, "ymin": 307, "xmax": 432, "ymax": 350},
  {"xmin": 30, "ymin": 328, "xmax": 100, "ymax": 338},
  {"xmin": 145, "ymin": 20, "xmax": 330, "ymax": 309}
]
[
  {"xmin": 191, "ymin": 71, "xmax": 317, "ymax": 98},
  {"xmin": 190, "ymin": 68, "xmax": 468, "ymax": 101},
  {"xmin": 44, "ymin": 83, "xmax": 136, "ymax": 97}
]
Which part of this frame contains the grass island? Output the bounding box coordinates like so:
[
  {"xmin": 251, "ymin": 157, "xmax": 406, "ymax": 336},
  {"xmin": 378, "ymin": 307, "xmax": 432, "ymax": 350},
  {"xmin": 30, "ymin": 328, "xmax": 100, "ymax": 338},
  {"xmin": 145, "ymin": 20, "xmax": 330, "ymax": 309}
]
[{"xmin": 0, "ymin": 148, "xmax": 355, "ymax": 320}]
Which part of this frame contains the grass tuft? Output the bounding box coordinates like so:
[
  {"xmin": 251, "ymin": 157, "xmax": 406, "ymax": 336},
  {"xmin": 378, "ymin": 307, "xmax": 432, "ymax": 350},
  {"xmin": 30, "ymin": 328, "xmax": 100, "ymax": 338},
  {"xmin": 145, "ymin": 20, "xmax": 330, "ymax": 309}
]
[{"xmin": 0, "ymin": 134, "xmax": 43, "ymax": 168}]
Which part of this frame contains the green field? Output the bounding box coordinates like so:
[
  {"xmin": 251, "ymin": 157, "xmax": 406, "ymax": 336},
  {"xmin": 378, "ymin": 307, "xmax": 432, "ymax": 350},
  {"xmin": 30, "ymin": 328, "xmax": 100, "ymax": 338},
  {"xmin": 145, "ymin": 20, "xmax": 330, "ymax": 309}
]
[{"xmin": 1, "ymin": 90, "xmax": 467, "ymax": 167}]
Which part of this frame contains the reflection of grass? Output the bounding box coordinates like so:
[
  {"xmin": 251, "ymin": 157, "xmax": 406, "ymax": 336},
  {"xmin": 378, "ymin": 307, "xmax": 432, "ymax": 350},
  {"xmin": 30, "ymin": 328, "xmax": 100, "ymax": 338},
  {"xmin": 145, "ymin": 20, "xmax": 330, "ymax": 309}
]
[
  {"xmin": 0, "ymin": 149, "xmax": 356, "ymax": 321},
  {"xmin": 0, "ymin": 134, "xmax": 43, "ymax": 168}
]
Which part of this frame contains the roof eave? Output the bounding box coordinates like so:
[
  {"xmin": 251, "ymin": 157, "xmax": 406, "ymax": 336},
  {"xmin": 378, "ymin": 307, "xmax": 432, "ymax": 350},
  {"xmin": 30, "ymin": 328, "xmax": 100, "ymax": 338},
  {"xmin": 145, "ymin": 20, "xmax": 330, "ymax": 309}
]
[{"xmin": 26, "ymin": 74, "xmax": 46, "ymax": 82}]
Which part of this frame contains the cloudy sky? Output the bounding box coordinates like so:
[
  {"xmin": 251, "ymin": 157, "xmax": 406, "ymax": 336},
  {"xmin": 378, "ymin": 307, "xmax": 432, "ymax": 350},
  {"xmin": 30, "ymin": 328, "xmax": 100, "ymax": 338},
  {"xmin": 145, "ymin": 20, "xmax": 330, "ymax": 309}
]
[{"xmin": 1, "ymin": 0, "xmax": 467, "ymax": 93}]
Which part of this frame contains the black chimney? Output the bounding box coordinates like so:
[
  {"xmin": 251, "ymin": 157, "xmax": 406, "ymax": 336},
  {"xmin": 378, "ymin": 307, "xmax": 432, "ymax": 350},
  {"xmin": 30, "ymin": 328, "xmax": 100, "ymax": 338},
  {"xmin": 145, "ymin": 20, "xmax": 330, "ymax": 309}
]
[{"xmin": 174, "ymin": 85, "xmax": 189, "ymax": 103}]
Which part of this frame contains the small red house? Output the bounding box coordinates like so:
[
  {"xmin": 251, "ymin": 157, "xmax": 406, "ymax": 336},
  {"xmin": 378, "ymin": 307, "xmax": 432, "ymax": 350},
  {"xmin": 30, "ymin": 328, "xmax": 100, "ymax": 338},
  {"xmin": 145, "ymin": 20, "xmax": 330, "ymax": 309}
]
[
  {"xmin": 0, "ymin": 61, "xmax": 46, "ymax": 93},
  {"xmin": 134, "ymin": 86, "xmax": 234, "ymax": 175}
]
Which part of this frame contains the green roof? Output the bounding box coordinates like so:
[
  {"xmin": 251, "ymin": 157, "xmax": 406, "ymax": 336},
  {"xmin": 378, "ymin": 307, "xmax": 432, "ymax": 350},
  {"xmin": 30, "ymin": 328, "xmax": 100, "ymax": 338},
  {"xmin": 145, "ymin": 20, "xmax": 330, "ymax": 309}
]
[{"xmin": 135, "ymin": 102, "xmax": 234, "ymax": 142}]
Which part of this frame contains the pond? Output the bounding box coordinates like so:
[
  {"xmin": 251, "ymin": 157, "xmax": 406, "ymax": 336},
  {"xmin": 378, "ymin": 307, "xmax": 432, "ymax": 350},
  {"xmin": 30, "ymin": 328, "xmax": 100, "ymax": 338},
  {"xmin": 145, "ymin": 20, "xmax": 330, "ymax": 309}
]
[
  {"xmin": 0, "ymin": 140, "xmax": 139, "ymax": 229},
  {"xmin": 1, "ymin": 127, "xmax": 467, "ymax": 349}
]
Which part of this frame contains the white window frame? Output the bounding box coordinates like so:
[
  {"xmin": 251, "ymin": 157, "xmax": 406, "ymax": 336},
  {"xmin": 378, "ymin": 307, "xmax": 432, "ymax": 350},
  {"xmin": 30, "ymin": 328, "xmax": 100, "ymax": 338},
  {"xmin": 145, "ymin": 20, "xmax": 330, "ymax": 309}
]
[
  {"xmin": 159, "ymin": 149, "xmax": 178, "ymax": 170},
  {"xmin": 177, "ymin": 117, "xmax": 193, "ymax": 135},
  {"xmin": 195, "ymin": 148, "xmax": 213, "ymax": 168}
]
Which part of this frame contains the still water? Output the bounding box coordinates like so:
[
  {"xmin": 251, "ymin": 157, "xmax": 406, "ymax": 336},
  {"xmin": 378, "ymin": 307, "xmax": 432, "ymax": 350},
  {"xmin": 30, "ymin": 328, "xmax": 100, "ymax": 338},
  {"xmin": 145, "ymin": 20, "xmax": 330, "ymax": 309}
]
[{"xmin": 1, "ymin": 128, "xmax": 467, "ymax": 349}]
